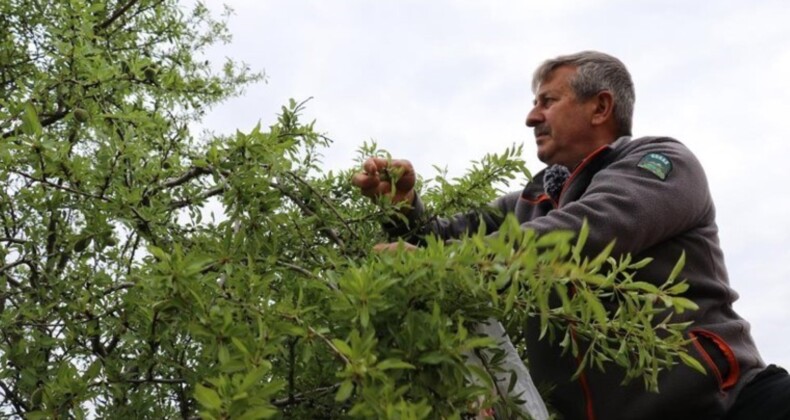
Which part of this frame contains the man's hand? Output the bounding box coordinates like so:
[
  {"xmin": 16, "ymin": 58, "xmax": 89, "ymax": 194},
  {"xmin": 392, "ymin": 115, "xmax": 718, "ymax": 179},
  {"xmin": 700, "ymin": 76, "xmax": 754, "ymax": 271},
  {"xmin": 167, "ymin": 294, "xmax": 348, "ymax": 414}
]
[
  {"xmin": 372, "ymin": 242, "xmax": 417, "ymax": 253},
  {"xmin": 351, "ymin": 157, "xmax": 416, "ymax": 205}
]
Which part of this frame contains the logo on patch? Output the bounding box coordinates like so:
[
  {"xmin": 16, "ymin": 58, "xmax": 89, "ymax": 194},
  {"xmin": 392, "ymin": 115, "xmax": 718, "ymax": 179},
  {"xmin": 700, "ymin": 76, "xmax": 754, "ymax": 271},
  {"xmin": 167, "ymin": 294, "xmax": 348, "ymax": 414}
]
[{"xmin": 637, "ymin": 152, "xmax": 672, "ymax": 180}]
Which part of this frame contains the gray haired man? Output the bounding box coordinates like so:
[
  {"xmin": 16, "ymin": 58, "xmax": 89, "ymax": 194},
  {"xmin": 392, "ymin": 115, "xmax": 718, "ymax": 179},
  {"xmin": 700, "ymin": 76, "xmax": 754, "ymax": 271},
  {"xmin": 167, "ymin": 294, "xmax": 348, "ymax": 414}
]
[{"xmin": 353, "ymin": 51, "xmax": 788, "ymax": 420}]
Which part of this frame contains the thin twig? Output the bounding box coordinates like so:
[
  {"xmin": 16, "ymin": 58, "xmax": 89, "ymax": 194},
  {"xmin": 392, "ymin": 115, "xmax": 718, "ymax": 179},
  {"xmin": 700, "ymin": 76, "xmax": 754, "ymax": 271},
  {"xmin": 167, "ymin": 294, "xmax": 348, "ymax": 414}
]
[
  {"xmin": 168, "ymin": 185, "xmax": 225, "ymax": 210},
  {"xmin": 271, "ymin": 182, "xmax": 346, "ymax": 250},
  {"xmin": 286, "ymin": 171, "xmax": 358, "ymax": 240},
  {"xmin": 271, "ymin": 384, "xmax": 340, "ymax": 407},
  {"xmin": 0, "ymin": 259, "xmax": 29, "ymax": 275},
  {"xmin": 96, "ymin": 0, "xmax": 140, "ymax": 31},
  {"xmin": 8, "ymin": 169, "xmax": 107, "ymax": 201},
  {"xmin": 275, "ymin": 260, "xmax": 336, "ymax": 291},
  {"xmin": 150, "ymin": 166, "xmax": 212, "ymax": 195}
]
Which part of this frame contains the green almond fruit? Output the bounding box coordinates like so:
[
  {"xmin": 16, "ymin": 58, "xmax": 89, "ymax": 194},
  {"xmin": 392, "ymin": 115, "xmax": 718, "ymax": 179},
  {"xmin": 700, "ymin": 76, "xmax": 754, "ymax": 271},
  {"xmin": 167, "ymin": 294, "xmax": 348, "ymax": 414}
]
[
  {"xmin": 74, "ymin": 236, "xmax": 92, "ymax": 252},
  {"xmin": 144, "ymin": 67, "xmax": 157, "ymax": 82},
  {"xmin": 73, "ymin": 108, "xmax": 89, "ymax": 123}
]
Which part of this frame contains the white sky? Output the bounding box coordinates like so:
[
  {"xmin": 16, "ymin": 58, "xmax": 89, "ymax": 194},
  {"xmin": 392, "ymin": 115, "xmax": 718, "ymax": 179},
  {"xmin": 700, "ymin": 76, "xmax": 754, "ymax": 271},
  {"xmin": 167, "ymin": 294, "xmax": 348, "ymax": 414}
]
[{"xmin": 197, "ymin": 0, "xmax": 790, "ymax": 369}]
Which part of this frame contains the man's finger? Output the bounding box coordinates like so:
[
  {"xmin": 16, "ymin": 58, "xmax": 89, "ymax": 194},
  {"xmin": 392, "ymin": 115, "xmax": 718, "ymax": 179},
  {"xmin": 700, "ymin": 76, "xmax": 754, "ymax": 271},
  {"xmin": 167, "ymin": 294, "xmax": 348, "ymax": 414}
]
[
  {"xmin": 390, "ymin": 159, "xmax": 415, "ymax": 190},
  {"xmin": 363, "ymin": 157, "xmax": 389, "ymax": 175},
  {"xmin": 352, "ymin": 172, "xmax": 379, "ymax": 190}
]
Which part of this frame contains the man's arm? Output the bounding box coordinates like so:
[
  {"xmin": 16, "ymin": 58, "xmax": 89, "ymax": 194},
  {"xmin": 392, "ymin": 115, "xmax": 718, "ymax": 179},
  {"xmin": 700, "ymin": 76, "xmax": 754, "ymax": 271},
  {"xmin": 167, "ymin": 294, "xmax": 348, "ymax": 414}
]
[{"xmin": 382, "ymin": 191, "xmax": 521, "ymax": 245}]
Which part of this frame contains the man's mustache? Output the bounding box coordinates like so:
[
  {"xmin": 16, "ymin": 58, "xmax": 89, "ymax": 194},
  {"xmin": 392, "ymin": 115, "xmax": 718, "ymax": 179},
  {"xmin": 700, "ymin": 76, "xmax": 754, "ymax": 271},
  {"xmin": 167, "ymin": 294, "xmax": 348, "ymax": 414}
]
[{"xmin": 534, "ymin": 125, "xmax": 550, "ymax": 137}]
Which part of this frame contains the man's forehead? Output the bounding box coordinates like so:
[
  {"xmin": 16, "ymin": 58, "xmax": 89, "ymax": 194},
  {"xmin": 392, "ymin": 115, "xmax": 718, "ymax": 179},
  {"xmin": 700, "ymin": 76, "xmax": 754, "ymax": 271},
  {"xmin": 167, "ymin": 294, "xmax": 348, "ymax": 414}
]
[{"xmin": 535, "ymin": 66, "xmax": 576, "ymax": 95}]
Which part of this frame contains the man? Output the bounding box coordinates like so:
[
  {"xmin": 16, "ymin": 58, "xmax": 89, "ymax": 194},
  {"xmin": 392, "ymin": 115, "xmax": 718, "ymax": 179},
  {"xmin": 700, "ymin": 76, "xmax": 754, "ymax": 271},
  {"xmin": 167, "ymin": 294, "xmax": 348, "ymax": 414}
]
[{"xmin": 352, "ymin": 51, "xmax": 788, "ymax": 419}]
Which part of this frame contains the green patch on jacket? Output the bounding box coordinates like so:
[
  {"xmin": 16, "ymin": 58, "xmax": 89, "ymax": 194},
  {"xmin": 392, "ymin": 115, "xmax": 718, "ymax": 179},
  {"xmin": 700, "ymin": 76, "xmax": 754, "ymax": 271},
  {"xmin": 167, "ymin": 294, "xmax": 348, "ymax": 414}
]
[{"xmin": 637, "ymin": 152, "xmax": 672, "ymax": 180}]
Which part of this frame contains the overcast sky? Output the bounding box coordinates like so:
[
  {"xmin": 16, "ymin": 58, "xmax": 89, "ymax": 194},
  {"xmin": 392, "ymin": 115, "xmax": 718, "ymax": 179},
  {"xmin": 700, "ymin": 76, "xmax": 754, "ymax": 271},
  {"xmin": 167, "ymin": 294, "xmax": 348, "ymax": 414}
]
[{"xmin": 196, "ymin": 0, "xmax": 790, "ymax": 369}]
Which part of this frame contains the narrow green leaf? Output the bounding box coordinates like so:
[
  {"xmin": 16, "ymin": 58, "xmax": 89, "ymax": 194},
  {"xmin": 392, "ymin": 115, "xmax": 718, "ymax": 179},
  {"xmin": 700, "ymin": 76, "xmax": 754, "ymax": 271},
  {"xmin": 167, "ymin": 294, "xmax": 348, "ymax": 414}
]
[
  {"xmin": 194, "ymin": 384, "xmax": 222, "ymax": 410},
  {"xmin": 621, "ymin": 281, "xmax": 660, "ymax": 294},
  {"xmin": 335, "ymin": 380, "xmax": 354, "ymax": 402},
  {"xmin": 240, "ymin": 366, "xmax": 268, "ymax": 392},
  {"xmin": 231, "ymin": 337, "xmax": 249, "ymax": 356},
  {"xmin": 218, "ymin": 345, "xmax": 230, "ymax": 365},
  {"xmin": 376, "ymin": 359, "xmax": 415, "ymax": 371},
  {"xmin": 331, "ymin": 339, "xmax": 352, "ymax": 357},
  {"xmin": 572, "ymin": 219, "xmax": 590, "ymax": 262},
  {"xmin": 22, "ymin": 102, "xmax": 42, "ymax": 136},
  {"xmin": 667, "ymin": 282, "xmax": 690, "ymax": 295},
  {"xmin": 672, "ymin": 297, "xmax": 699, "ymax": 313},
  {"xmin": 628, "ymin": 257, "xmax": 654, "ymax": 270},
  {"xmin": 667, "ymin": 251, "xmax": 686, "ymax": 283},
  {"xmin": 679, "ymin": 351, "xmax": 707, "ymax": 375},
  {"xmin": 584, "ymin": 289, "xmax": 608, "ymax": 326},
  {"xmin": 237, "ymin": 406, "xmax": 278, "ymax": 420},
  {"xmin": 588, "ymin": 241, "xmax": 616, "ymax": 269}
]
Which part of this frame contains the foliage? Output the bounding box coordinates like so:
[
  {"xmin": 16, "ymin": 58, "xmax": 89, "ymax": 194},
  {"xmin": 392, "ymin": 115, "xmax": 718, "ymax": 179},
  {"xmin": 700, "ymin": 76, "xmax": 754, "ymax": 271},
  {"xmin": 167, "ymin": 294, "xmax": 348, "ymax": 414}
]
[{"xmin": 0, "ymin": 1, "xmax": 704, "ymax": 418}]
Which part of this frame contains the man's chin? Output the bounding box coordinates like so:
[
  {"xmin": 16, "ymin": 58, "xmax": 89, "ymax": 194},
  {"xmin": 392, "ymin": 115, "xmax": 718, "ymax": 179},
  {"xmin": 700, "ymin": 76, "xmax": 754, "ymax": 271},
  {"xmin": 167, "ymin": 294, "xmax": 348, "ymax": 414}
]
[{"xmin": 536, "ymin": 150, "xmax": 552, "ymax": 165}]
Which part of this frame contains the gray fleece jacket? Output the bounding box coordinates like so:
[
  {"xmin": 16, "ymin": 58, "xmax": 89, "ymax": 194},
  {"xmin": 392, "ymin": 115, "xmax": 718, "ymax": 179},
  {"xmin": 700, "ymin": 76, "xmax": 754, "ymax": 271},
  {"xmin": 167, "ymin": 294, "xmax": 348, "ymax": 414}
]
[{"xmin": 386, "ymin": 136, "xmax": 764, "ymax": 420}]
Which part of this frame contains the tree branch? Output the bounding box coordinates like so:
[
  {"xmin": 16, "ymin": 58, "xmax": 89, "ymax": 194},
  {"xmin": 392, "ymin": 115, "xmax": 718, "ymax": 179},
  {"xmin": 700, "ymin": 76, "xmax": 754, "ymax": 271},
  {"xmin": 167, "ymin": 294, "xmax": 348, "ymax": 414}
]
[
  {"xmin": 286, "ymin": 171, "xmax": 358, "ymax": 241},
  {"xmin": 168, "ymin": 185, "xmax": 225, "ymax": 210},
  {"xmin": 149, "ymin": 166, "xmax": 212, "ymax": 196},
  {"xmin": 275, "ymin": 260, "xmax": 336, "ymax": 291},
  {"xmin": 8, "ymin": 169, "xmax": 107, "ymax": 201},
  {"xmin": 96, "ymin": 0, "xmax": 140, "ymax": 31},
  {"xmin": 0, "ymin": 259, "xmax": 29, "ymax": 276},
  {"xmin": 271, "ymin": 182, "xmax": 346, "ymax": 251},
  {"xmin": 1, "ymin": 109, "xmax": 69, "ymax": 139},
  {"xmin": 271, "ymin": 384, "xmax": 340, "ymax": 408},
  {"xmin": 0, "ymin": 380, "xmax": 29, "ymax": 414}
]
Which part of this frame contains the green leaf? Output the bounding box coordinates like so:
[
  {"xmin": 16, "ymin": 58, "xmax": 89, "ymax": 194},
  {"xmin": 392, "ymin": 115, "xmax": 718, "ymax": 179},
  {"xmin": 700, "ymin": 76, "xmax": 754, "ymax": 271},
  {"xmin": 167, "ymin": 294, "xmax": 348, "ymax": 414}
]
[
  {"xmin": 335, "ymin": 380, "xmax": 354, "ymax": 402},
  {"xmin": 237, "ymin": 406, "xmax": 278, "ymax": 420},
  {"xmin": 672, "ymin": 297, "xmax": 699, "ymax": 313},
  {"xmin": 240, "ymin": 366, "xmax": 269, "ymax": 392},
  {"xmin": 376, "ymin": 358, "xmax": 415, "ymax": 371},
  {"xmin": 622, "ymin": 281, "xmax": 660, "ymax": 294},
  {"xmin": 231, "ymin": 337, "xmax": 249, "ymax": 356},
  {"xmin": 195, "ymin": 384, "xmax": 222, "ymax": 410},
  {"xmin": 419, "ymin": 351, "xmax": 450, "ymax": 365},
  {"xmin": 679, "ymin": 351, "xmax": 707, "ymax": 375},
  {"xmin": 331, "ymin": 339, "xmax": 352, "ymax": 357},
  {"xmin": 588, "ymin": 241, "xmax": 616, "ymax": 269},
  {"xmin": 218, "ymin": 345, "xmax": 230, "ymax": 364},
  {"xmin": 667, "ymin": 282, "xmax": 690, "ymax": 295},
  {"xmin": 572, "ymin": 219, "xmax": 590, "ymax": 262},
  {"xmin": 583, "ymin": 289, "xmax": 608, "ymax": 326},
  {"xmin": 667, "ymin": 251, "xmax": 686, "ymax": 283},
  {"xmin": 21, "ymin": 102, "xmax": 42, "ymax": 136},
  {"xmin": 628, "ymin": 257, "xmax": 654, "ymax": 270}
]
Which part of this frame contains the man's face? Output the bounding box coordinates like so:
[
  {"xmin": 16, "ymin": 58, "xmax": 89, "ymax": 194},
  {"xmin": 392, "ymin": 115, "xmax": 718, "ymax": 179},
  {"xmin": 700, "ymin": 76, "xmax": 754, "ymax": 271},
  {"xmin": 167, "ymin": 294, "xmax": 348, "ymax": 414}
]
[{"xmin": 526, "ymin": 66, "xmax": 596, "ymax": 168}]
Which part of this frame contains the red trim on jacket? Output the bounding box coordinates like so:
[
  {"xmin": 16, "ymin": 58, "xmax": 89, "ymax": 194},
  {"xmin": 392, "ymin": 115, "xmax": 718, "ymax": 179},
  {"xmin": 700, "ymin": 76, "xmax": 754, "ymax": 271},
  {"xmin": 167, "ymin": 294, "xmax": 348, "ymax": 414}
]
[
  {"xmin": 522, "ymin": 192, "xmax": 553, "ymax": 205},
  {"xmin": 570, "ymin": 327, "xmax": 597, "ymax": 420},
  {"xmin": 558, "ymin": 144, "xmax": 612, "ymax": 204},
  {"xmin": 690, "ymin": 329, "xmax": 741, "ymax": 391}
]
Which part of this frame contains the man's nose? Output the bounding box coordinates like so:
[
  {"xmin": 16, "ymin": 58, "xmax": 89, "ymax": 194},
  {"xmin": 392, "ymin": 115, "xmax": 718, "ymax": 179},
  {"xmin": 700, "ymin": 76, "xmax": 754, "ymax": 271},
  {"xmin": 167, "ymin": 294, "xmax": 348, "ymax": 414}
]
[{"xmin": 525, "ymin": 106, "xmax": 542, "ymax": 128}]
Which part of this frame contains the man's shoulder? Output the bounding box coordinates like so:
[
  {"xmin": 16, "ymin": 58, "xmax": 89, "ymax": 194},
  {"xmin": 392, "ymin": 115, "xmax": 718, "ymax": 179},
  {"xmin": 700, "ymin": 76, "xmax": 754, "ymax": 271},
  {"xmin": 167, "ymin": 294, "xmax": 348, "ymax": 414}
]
[{"xmin": 614, "ymin": 136, "xmax": 697, "ymax": 160}]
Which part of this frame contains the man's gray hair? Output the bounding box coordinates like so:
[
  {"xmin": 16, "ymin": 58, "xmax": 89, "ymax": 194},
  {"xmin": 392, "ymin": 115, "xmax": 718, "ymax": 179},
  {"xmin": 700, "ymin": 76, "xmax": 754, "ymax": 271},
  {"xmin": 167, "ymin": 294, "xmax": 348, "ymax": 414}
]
[{"xmin": 532, "ymin": 51, "xmax": 635, "ymax": 136}]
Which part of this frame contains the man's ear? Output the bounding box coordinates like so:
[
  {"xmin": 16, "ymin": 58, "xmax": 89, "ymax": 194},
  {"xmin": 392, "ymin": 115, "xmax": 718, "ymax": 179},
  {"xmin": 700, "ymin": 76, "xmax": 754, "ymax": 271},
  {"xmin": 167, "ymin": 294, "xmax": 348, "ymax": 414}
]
[{"xmin": 590, "ymin": 90, "xmax": 615, "ymax": 127}]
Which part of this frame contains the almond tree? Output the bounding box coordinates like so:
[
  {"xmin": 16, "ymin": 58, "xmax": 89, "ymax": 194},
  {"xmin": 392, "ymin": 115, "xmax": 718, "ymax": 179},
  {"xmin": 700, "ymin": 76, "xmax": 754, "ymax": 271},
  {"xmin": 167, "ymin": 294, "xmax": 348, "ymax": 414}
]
[{"xmin": 0, "ymin": 1, "xmax": 703, "ymax": 418}]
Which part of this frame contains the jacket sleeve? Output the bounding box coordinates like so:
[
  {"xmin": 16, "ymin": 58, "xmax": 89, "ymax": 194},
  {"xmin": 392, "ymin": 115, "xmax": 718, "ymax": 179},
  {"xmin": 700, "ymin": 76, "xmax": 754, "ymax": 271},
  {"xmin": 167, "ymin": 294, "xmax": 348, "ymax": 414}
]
[
  {"xmin": 524, "ymin": 139, "xmax": 714, "ymax": 257},
  {"xmin": 383, "ymin": 191, "xmax": 522, "ymax": 245}
]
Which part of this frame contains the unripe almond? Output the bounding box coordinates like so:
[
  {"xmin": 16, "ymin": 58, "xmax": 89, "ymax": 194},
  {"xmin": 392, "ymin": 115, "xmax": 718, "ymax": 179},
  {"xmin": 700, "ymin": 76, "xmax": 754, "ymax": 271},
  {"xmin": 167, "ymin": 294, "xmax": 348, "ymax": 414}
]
[{"xmin": 73, "ymin": 108, "xmax": 89, "ymax": 123}]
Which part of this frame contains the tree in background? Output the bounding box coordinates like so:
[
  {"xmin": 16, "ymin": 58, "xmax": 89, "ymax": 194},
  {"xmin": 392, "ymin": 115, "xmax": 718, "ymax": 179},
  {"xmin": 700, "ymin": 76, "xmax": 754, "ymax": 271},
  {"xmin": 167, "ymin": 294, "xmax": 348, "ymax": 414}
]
[{"xmin": 0, "ymin": 1, "xmax": 703, "ymax": 418}]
